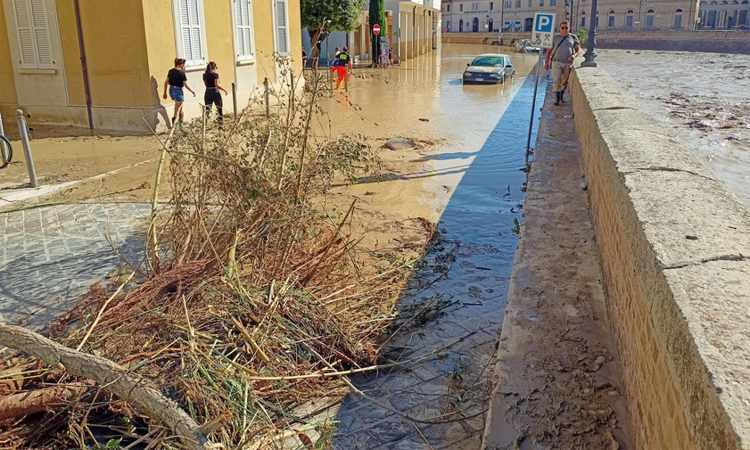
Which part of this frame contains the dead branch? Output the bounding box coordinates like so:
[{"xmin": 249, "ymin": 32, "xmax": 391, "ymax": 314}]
[
  {"xmin": 0, "ymin": 385, "xmax": 85, "ymax": 420},
  {"xmin": 0, "ymin": 323, "xmax": 210, "ymax": 449}
]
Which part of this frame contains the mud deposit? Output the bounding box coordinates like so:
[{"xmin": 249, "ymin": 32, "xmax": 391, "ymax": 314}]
[{"xmin": 597, "ymin": 49, "xmax": 750, "ymax": 207}]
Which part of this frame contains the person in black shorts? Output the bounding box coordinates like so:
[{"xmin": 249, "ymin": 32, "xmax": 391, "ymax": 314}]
[
  {"xmin": 202, "ymin": 61, "xmax": 228, "ymax": 126},
  {"xmin": 162, "ymin": 58, "xmax": 196, "ymax": 127}
]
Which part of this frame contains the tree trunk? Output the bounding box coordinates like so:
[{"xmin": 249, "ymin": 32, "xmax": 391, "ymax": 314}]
[{"xmin": 0, "ymin": 323, "xmax": 210, "ymax": 450}]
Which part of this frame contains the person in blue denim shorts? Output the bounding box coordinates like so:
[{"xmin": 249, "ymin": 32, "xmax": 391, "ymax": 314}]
[{"xmin": 162, "ymin": 58, "xmax": 195, "ymax": 126}]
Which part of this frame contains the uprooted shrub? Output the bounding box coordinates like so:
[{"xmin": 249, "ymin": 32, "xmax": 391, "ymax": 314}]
[{"xmin": 0, "ymin": 68, "xmax": 422, "ymax": 449}]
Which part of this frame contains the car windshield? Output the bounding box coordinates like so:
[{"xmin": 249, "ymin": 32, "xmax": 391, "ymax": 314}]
[{"xmin": 471, "ymin": 56, "xmax": 504, "ymax": 67}]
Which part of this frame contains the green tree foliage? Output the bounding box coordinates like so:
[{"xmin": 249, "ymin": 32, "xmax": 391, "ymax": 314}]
[
  {"xmin": 368, "ymin": 0, "xmax": 385, "ymax": 34},
  {"xmin": 301, "ymin": 0, "xmax": 365, "ymax": 33}
]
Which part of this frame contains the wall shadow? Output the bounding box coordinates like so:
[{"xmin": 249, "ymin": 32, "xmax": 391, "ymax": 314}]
[{"xmin": 331, "ymin": 74, "xmax": 547, "ymax": 449}]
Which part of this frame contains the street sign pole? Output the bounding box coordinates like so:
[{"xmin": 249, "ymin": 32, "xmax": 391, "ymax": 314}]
[{"xmin": 526, "ymin": 12, "xmax": 556, "ymax": 162}]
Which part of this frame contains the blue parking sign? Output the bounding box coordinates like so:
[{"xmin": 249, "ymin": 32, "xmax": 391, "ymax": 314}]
[{"xmin": 531, "ymin": 12, "xmax": 556, "ymax": 48}]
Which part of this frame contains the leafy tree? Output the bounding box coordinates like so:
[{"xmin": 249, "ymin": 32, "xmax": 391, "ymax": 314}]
[{"xmin": 301, "ymin": 0, "xmax": 365, "ymax": 36}]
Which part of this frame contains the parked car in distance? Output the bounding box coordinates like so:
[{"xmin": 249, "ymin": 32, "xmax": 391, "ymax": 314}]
[
  {"xmin": 515, "ymin": 39, "xmax": 541, "ymax": 53},
  {"xmin": 463, "ymin": 54, "xmax": 515, "ymax": 84}
]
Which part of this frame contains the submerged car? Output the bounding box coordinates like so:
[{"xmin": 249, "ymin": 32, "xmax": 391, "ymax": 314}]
[{"xmin": 463, "ymin": 54, "xmax": 515, "ymax": 84}]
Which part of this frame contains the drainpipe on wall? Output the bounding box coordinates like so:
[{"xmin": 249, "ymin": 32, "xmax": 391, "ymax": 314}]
[{"xmin": 73, "ymin": 0, "xmax": 94, "ymax": 131}]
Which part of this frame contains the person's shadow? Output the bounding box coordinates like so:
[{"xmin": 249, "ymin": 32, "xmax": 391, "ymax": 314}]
[{"xmin": 146, "ymin": 76, "xmax": 171, "ymax": 131}]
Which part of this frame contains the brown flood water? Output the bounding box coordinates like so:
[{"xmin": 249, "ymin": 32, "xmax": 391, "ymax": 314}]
[{"xmin": 598, "ymin": 49, "xmax": 750, "ymax": 208}]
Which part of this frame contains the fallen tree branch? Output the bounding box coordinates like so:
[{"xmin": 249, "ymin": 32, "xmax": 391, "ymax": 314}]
[
  {"xmin": 0, "ymin": 323, "xmax": 210, "ymax": 449},
  {"xmin": 0, "ymin": 385, "xmax": 86, "ymax": 420}
]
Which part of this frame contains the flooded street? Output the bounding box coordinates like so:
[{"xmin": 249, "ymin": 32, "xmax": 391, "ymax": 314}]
[
  {"xmin": 324, "ymin": 44, "xmax": 547, "ymax": 449},
  {"xmin": 597, "ymin": 50, "xmax": 750, "ymax": 207}
]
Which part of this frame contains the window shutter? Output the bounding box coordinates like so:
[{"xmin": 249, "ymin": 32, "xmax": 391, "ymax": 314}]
[
  {"xmin": 30, "ymin": 0, "xmax": 52, "ymax": 65},
  {"xmin": 234, "ymin": 0, "xmax": 253, "ymax": 58},
  {"xmin": 13, "ymin": 0, "xmax": 36, "ymax": 66},
  {"xmin": 175, "ymin": 0, "xmax": 205, "ymax": 65},
  {"xmin": 274, "ymin": 0, "xmax": 288, "ymax": 54}
]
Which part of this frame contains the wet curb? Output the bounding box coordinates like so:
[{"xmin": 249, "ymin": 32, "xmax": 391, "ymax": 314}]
[{"xmin": 572, "ymin": 68, "xmax": 750, "ymax": 449}]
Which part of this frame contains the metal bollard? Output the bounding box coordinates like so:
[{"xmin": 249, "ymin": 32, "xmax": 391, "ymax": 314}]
[
  {"xmin": 16, "ymin": 110, "xmax": 39, "ymax": 188},
  {"xmin": 232, "ymin": 82, "xmax": 237, "ymax": 120},
  {"xmin": 263, "ymin": 77, "xmax": 270, "ymax": 118}
]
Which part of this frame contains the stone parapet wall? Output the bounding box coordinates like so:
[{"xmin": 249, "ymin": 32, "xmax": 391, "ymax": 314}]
[
  {"xmin": 571, "ymin": 68, "xmax": 750, "ymax": 449},
  {"xmin": 597, "ymin": 30, "xmax": 750, "ymax": 53}
]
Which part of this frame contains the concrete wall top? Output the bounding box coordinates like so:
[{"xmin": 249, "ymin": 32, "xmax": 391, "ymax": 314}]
[{"xmin": 573, "ymin": 67, "xmax": 750, "ymax": 449}]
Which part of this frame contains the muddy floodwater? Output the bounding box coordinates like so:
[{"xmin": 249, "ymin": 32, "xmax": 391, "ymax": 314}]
[
  {"xmin": 597, "ymin": 49, "xmax": 750, "ymax": 207},
  {"xmin": 317, "ymin": 44, "xmax": 546, "ymax": 448}
]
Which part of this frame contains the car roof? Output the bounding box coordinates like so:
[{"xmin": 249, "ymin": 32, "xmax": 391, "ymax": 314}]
[{"xmin": 475, "ymin": 53, "xmax": 509, "ymax": 58}]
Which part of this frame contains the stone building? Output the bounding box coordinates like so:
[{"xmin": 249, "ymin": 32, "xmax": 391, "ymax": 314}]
[
  {"xmin": 442, "ymin": 0, "xmax": 704, "ymax": 32},
  {"xmin": 698, "ymin": 0, "xmax": 750, "ymax": 29},
  {"xmin": 571, "ymin": 0, "xmax": 701, "ymax": 31}
]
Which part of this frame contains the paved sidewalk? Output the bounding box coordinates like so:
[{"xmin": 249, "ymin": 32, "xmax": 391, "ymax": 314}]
[
  {"xmin": 0, "ymin": 203, "xmax": 148, "ymax": 330},
  {"xmin": 482, "ymin": 90, "xmax": 632, "ymax": 448}
]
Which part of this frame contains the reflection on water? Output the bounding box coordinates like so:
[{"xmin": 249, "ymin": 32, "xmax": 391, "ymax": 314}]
[{"xmin": 331, "ymin": 44, "xmax": 547, "ymax": 449}]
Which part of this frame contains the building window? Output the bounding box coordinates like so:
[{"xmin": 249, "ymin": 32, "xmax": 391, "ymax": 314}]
[
  {"xmin": 645, "ymin": 9, "xmax": 655, "ymax": 29},
  {"xmin": 626, "ymin": 10, "xmax": 634, "ymax": 28},
  {"xmin": 459, "ymin": 19, "xmax": 464, "ymax": 31},
  {"xmin": 608, "ymin": 10, "xmax": 615, "ymax": 27},
  {"xmin": 490, "ymin": 2, "xmax": 494, "ymax": 11},
  {"xmin": 550, "ymin": 0, "xmax": 556, "ymax": 5},
  {"xmin": 460, "ymin": 4, "xmax": 463, "ymax": 11},
  {"xmin": 515, "ymin": 0, "xmax": 521, "ymax": 9},
  {"xmin": 447, "ymin": 3, "xmax": 451, "ymax": 11},
  {"xmin": 272, "ymin": 0, "xmax": 289, "ymax": 55},
  {"xmin": 233, "ymin": 0, "xmax": 255, "ymax": 61},
  {"xmin": 11, "ymin": 0, "xmax": 55, "ymax": 68},
  {"xmin": 528, "ymin": 0, "xmax": 532, "ymax": 8},
  {"xmin": 539, "ymin": 0, "xmax": 544, "ymax": 6},
  {"xmin": 674, "ymin": 8, "xmax": 683, "ymax": 28},
  {"xmin": 173, "ymin": 0, "xmax": 207, "ymax": 67},
  {"xmin": 581, "ymin": 12, "xmax": 586, "ymax": 27}
]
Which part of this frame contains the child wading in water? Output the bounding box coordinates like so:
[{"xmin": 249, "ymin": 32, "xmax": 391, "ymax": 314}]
[
  {"xmin": 333, "ymin": 47, "xmax": 351, "ymax": 90},
  {"xmin": 162, "ymin": 58, "xmax": 195, "ymax": 126},
  {"xmin": 203, "ymin": 61, "xmax": 228, "ymax": 125}
]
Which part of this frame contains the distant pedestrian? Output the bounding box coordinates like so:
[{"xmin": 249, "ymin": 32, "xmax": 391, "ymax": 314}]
[
  {"xmin": 202, "ymin": 61, "xmax": 228, "ymax": 126},
  {"xmin": 163, "ymin": 58, "xmax": 196, "ymax": 126},
  {"xmin": 544, "ymin": 21, "xmax": 580, "ymax": 106},
  {"xmin": 333, "ymin": 47, "xmax": 351, "ymax": 90}
]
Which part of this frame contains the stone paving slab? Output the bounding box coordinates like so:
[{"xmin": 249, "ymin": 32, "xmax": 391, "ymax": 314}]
[{"xmin": 0, "ymin": 203, "xmax": 148, "ymax": 330}]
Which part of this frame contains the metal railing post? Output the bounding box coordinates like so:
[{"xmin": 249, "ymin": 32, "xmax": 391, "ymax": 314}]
[
  {"xmin": 264, "ymin": 77, "xmax": 270, "ymax": 118},
  {"xmin": 232, "ymin": 82, "xmax": 238, "ymax": 120},
  {"xmin": 16, "ymin": 110, "xmax": 39, "ymax": 188}
]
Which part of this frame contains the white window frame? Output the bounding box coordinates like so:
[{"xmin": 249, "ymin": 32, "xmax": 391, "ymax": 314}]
[
  {"xmin": 232, "ymin": 0, "xmax": 256, "ymax": 63},
  {"xmin": 11, "ymin": 0, "xmax": 56, "ymax": 69},
  {"xmin": 272, "ymin": 0, "xmax": 291, "ymax": 56},
  {"xmin": 172, "ymin": 0, "xmax": 208, "ymax": 68}
]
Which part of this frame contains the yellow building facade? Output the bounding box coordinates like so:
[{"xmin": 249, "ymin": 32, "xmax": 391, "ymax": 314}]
[{"xmin": 0, "ymin": 0, "xmax": 303, "ymax": 132}]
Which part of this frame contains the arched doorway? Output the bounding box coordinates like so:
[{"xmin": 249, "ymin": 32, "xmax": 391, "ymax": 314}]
[
  {"xmin": 645, "ymin": 9, "xmax": 655, "ymax": 29},
  {"xmin": 674, "ymin": 9, "xmax": 683, "ymax": 28},
  {"xmin": 472, "ymin": 17, "xmax": 479, "ymax": 32},
  {"xmin": 488, "ymin": 18, "xmax": 494, "ymax": 32},
  {"xmin": 626, "ymin": 10, "xmax": 634, "ymax": 28},
  {"xmin": 459, "ymin": 19, "xmax": 464, "ymax": 32}
]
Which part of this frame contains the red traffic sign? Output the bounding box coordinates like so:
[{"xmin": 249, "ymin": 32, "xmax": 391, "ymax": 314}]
[{"xmin": 373, "ymin": 24, "xmax": 381, "ymax": 36}]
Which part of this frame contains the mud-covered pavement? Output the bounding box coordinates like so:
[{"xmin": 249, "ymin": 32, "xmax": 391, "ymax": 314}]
[{"xmin": 597, "ymin": 50, "xmax": 750, "ymax": 207}]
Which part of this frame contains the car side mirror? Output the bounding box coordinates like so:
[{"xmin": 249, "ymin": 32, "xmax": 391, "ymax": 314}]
[
  {"xmin": 466, "ymin": 63, "xmax": 470, "ymax": 67},
  {"xmin": 506, "ymin": 64, "xmax": 513, "ymax": 68}
]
